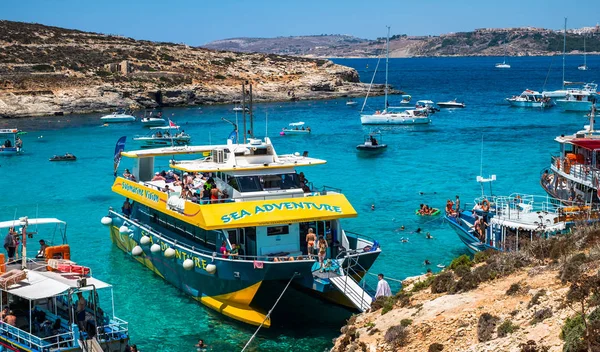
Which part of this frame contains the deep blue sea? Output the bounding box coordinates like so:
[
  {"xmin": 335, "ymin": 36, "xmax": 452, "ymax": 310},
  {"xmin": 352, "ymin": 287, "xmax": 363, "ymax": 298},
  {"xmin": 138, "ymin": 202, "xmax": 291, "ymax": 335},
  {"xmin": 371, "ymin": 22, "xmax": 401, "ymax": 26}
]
[{"xmin": 0, "ymin": 55, "xmax": 599, "ymax": 351}]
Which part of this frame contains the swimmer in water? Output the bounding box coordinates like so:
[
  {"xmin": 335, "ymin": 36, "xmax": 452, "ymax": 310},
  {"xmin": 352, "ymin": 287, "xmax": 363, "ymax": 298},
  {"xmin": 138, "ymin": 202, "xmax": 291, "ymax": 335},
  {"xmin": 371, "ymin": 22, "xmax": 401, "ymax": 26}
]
[
  {"xmin": 401, "ymin": 238, "xmax": 409, "ymax": 243},
  {"xmin": 371, "ymin": 204, "xmax": 375, "ymax": 210},
  {"xmin": 426, "ymin": 232, "xmax": 433, "ymax": 239},
  {"xmin": 413, "ymin": 228, "xmax": 422, "ymax": 234},
  {"xmin": 400, "ymin": 225, "xmax": 405, "ymax": 231},
  {"xmin": 424, "ymin": 260, "xmax": 431, "ymax": 265}
]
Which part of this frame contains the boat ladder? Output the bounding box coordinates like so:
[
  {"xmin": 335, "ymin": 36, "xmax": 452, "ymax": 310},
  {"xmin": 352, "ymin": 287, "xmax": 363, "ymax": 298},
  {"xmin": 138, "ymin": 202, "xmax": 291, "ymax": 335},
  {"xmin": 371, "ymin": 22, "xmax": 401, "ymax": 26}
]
[
  {"xmin": 329, "ymin": 274, "xmax": 373, "ymax": 312},
  {"xmin": 79, "ymin": 338, "xmax": 103, "ymax": 352}
]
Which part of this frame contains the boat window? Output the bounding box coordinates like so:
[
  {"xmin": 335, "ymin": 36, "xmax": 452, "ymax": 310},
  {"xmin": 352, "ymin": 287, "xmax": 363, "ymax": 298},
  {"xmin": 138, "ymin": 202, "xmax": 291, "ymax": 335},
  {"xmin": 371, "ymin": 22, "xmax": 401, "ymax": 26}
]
[
  {"xmin": 235, "ymin": 176, "xmax": 263, "ymax": 192},
  {"xmin": 253, "ymin": 148, "xmax": 268, "ymax": 155},
  {"xmin": 228, "ymin": 176, "xmax": 240, "ymax": 191},
  {"xmin": 267, "ymin": 226, "xmax": 289, "ymax": 236}
]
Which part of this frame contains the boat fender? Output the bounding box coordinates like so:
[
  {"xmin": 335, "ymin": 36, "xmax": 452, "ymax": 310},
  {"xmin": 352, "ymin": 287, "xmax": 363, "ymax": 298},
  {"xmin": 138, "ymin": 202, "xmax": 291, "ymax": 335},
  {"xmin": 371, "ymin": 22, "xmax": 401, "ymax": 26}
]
[
  {"xmin": 150, "ymin": 243, "xmax": 161, "ymax": 253},
  {"xmin": 206, "ymin": 264, "xmax": 217, "ymax": 274},
  {"xmin": 140, "ymin": 235, "xmax": 151, "ymax": 245},
  {"xmin": 131, "ymin": 246, "xmax": 143, "ymax": 256},
  {"xmin": 183, "ymin": 259, "xmax": 194, "ymax": 270},
  {"xmin": 164, "ymin": 247, "xmax": 176, "ymax": 258},
  {"xmin": 252, "ymin": 147, "xmax": 257, "ymax": 151},
  {"xmin": 119, "ymin": 225, "xmax": 130, "ymax": 234},
  {"xmin": 100, "ymin": 217, "xmax": 112, "ymax": 226},
  {"xmin": 481, "ymin": 199, "xmax": 490, "ymax": 212}
]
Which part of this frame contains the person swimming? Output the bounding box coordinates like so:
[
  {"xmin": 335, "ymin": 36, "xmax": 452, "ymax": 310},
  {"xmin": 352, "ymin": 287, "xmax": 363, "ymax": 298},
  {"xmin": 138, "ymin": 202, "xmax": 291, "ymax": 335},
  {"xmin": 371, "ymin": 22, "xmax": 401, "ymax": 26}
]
[
  {"xmin": 426, "ymin": 232, "xmax": 433, "ymax": 239},
  {"xmin": 424, "ymin": 259, "xmax": 431, "ymax": 265},
  {"xmin": 371, "ymin": 204, "xmax": 375, "ymax": 210}
]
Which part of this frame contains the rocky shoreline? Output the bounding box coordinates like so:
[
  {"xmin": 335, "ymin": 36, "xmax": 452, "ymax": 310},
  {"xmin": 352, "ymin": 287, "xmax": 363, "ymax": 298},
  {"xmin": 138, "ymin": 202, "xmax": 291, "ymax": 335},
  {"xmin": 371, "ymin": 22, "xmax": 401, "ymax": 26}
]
[{"xmin": 0, "ymin": 20, "xmax": 394, "ymax": 119}]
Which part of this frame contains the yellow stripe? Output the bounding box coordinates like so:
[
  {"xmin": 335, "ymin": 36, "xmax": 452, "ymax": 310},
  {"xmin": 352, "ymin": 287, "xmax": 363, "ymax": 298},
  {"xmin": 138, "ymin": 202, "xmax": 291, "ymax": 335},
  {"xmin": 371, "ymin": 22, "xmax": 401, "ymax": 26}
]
[
  {"xmin": 113, "ymin": 177, "xmax": 357, "ymax": 230},
  {"xmin": 110, "ymin": 226, "xmax": 165, "ymax": 279}
]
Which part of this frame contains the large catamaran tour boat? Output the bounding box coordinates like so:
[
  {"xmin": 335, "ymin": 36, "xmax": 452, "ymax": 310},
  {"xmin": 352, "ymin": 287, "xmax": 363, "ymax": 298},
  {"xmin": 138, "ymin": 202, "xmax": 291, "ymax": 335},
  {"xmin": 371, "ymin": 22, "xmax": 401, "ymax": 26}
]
[{"xmin": 103, "ymin": 135, "xmax": 381, "ymax": 327}]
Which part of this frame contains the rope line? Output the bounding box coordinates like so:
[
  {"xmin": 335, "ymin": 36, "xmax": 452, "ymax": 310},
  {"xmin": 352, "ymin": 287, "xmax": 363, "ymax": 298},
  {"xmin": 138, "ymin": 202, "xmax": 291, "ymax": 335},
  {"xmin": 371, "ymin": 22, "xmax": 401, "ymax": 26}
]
[{"xmin": 241, "ymin": 272, "xmax": 299, "ymax": 352}]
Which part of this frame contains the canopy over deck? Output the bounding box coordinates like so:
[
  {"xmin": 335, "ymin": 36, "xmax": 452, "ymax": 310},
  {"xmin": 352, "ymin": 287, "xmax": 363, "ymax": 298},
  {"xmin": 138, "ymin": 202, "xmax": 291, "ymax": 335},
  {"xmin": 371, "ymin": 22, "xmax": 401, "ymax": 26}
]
[
  {"xmin": 0, "ymin": 218, "xmax": 65, "ymax": 230},
  {"xmin": 288, "ymin": 122, "xmax": 305, "ymax": 126},
  {"xmin": 6, "ymin": 270, "xmax": 111, "ymax": 301}
]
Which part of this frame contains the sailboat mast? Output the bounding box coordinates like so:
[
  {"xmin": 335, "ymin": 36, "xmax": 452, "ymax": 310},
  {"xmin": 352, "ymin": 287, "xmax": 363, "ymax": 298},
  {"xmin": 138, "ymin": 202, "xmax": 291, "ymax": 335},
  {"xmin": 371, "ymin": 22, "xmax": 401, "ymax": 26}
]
[
  {"xmin": 562, "ymin": 17, "xmax": 566, "ymax": 90},
  {"xmin": 384, "ymin": 26, "xmax": 390, "ymax": 112},
  {"xmin": 584, "ymin": 36, "xmax": 587, "ymax": 66}
]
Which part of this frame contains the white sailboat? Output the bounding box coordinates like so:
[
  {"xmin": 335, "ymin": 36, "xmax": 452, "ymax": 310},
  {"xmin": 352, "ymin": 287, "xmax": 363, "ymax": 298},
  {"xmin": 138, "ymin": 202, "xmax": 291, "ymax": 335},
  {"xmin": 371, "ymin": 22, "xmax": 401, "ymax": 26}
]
[
  {"xmin": 495, "ymin": 42, "xmax": 511, "ymax": 69},
  {"xmin": 578, "ymin": 35, "xmax": 588, "ymax": 71},
  {"xmin": 360, "ymin": 27, "xmax": 431, "ymax": 125},
  {"xmin": 543, "ymin": 18, "xmax": 570, "ymax": 98}
]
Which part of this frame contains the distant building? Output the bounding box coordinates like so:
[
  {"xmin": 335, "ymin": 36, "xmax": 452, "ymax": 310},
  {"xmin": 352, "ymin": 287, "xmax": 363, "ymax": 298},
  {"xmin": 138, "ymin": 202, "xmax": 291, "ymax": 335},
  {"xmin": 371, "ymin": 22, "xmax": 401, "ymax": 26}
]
[{"xmin": 103, "ymin": 60, "xmax": 132, "ymax": 75}]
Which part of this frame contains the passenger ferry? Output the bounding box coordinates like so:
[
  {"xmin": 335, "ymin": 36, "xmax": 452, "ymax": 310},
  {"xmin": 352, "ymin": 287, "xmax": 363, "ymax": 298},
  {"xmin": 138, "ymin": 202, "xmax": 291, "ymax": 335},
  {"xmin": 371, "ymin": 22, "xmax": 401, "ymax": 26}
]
[
  {"xmin": 540, "ymin": 117, "xmax": 600, "ymax": 204},
  {"xmin": 0, "ymin": 217, "xmax": 129, "ymax": 351},
  {"xmin": 103, "ymin": 137, "xmax": 381, "ymax": 327}
]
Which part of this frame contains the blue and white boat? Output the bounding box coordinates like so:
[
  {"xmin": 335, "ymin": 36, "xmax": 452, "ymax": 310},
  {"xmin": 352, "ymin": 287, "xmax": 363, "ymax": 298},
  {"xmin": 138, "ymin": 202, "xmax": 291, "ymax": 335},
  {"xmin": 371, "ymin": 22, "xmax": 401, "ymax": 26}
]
[
  {"xmin": 555, "ymin": 83, "xmax": 598, "ymax": 112},
  {"xmin": 100, "ymin": 109, "xmax": 136, "ymax": 123},
  {"xmin": 506, "ymin": 90, "xmax": 552, "ymax": 108},
  {"xmin": 0, "ymin": 129, "xmax": 24, "ymax": 155},
  {"xmin": 0, "ymin": 217, "xmax": 129, "ymax": 352},
  {"xmin": 445, "ymin": 176, "xmax": 596, "ymax": 254}
]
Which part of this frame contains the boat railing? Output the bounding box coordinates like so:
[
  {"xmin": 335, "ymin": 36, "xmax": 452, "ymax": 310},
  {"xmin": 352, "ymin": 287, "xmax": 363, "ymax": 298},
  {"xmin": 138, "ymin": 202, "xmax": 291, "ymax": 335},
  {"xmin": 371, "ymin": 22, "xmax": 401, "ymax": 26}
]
[
  {"xmin": 550, "ymin": 155, "xmax": 600, "ymax": 185},
  {"xmin": 343, "ymin": 230, "xmax": 377, "ymax": 248},
  {"xmin": 0, "ymin": 321, "xmax": 76, "ymax": 351},
  {"xmin": 112, "ymin": 210, "xmax": 315, "ymax": 263},
  {"xmin": 97, "ymin": 316, "xmax": 128, "ymax": 342}
]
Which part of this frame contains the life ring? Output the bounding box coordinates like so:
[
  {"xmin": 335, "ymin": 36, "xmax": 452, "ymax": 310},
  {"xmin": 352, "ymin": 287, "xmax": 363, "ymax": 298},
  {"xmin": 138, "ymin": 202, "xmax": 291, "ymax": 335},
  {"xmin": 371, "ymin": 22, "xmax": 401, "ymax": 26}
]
[{"xmin": 481, "ymin": 199, "xmax": 490, "ymax": 212}]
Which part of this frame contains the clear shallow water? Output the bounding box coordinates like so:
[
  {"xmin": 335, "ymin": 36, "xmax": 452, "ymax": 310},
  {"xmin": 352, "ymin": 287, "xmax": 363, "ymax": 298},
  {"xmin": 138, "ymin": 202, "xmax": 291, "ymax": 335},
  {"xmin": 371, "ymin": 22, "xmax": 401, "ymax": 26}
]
[{"xmin": 0, "ymin": 55, "xmax": 598, "ymax": 351}]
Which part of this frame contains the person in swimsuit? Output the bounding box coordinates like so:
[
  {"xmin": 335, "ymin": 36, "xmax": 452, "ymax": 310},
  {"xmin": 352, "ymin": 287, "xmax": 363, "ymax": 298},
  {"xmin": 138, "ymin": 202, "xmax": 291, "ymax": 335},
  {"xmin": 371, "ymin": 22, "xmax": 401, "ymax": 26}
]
[
  {"xmin": 317, "ymin": 236, "xmax": 328, "ymax": 271},
  {"xmin": 306, "ymin": 228, "xmax": 316, "ymax": 259},
  {"xmin": 210, "ymin": 186, "xmax": 221, "ymax": 204},
  {"xmin": 76, "ymin": 292, "xmax": 87, "ymax": 329}
]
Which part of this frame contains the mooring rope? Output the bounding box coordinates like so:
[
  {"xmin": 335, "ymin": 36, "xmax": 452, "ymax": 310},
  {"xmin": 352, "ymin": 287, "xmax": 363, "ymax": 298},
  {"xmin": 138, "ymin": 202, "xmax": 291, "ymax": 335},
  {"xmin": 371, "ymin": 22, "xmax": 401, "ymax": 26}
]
[{"xmin": 241, "ymin": 272, "xmax": 299, "ymax": 352}]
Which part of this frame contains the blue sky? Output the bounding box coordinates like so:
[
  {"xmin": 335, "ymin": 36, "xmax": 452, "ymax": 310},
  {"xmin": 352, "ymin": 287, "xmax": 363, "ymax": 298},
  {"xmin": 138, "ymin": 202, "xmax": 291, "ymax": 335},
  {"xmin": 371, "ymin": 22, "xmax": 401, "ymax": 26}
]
[{"xmin": 1, "ymin": 0, "xmax": 598, "ymax": 45}]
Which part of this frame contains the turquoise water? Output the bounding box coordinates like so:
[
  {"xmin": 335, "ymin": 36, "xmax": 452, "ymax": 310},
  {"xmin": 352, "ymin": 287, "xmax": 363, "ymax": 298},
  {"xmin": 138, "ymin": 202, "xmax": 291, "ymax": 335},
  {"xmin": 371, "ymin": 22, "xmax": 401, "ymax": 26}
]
[{"xmin": 0, "ymin": 55, "xmax": 599, "ymax": 351}]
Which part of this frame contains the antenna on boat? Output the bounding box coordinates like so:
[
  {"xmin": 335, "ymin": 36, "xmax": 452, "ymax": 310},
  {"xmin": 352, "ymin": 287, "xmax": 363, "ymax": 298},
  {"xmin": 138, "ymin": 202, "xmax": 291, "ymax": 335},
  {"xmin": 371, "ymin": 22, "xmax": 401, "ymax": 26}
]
[
  {"xmin": 562, "ymin": 17, "xmax": 567, "ymax": 90},
  {"xmin": 265, "ymin": 112, "xmax": 268, "ymax": 138}
]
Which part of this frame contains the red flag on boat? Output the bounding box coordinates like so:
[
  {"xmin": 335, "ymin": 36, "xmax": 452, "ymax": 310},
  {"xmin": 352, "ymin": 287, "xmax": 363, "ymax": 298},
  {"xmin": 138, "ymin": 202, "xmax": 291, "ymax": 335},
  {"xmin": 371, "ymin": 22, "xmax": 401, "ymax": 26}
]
[
  {"xmin": 169, "ymin": 119, "xmax": 177, "ymax": 128},
  {"xmin": 253, "ymin": 260, "xmax": 263, "ymax": 269}
]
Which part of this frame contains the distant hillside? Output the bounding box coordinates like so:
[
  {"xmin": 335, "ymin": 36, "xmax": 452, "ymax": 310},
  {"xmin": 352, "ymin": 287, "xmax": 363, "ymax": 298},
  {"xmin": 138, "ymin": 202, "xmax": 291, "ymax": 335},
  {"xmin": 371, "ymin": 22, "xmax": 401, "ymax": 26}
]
[
  {"xmin": 204, "ymin": 27, "xmax": 600, "ymax": 58},
  {"xmin": 0, "ymin": 21, "xmax": 385, "ymax": 118}
]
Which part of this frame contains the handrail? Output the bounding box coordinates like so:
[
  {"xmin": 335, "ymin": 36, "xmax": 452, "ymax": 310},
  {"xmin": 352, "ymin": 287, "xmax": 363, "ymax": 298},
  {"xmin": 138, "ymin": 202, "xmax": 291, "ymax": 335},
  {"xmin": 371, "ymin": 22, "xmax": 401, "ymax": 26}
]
[
  {"xmin": 343, "ymin": 230, "xmax": 377, "ymax": 243},
  {"xmin": 0, "ymin": 321, "xmax": 76, "ymax": 351},
  {"xmin": 111, "ymin": 210, "xmax": 316, "ymax": 263}
]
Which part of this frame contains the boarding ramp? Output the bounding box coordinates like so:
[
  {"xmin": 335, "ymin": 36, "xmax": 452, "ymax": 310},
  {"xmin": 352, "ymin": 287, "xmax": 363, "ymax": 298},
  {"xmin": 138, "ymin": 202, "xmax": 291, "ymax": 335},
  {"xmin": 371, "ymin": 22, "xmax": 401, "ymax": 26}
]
[
  {"xmin": 329, "ymin": 275, "xmax": 372, "ymax": 312},
  {"xmin": 80, "ymin": 338, "xmax": 103, "ymax": 352}
]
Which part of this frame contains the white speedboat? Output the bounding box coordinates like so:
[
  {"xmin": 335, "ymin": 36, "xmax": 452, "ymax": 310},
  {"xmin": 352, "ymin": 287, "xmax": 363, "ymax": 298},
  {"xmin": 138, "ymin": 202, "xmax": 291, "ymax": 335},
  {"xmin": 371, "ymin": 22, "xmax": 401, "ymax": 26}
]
[
  {"xmin": 346, "ymin": 99, "xmax": 358, "ymax": 106},
  {"xmin": 495, "ymin": 62, "xmax": 510, "ymax": 69},
  {"xmin": 233, "ymin": 105, "xmax": 249, "ymax": 112},
  {"xmin": 100, "ymin": 110, "xmax": 136, "ymax": 123},
  {"xmin": 133, "ymin": 130, "xmax": 191, "ymax": 147},
  {"xmin": 141, "ymin": 116, "xmax": 167, "ymax": 127},
  {"xmin": 281, "ymin": 122, "xmax": 311, "ymax": 134},
  {"xmin": 415, "ymin": 100, "xmax": 439, "ymax": 113},
  {"xmin": 361, "ymin": 109, "xmax": 431, "ymax": 125},
  {"xmin": 400, "ymin": 95, "xmax": 412, "ymax": 104},
  {"xmin": 437, "ymin": 99, "xmax": 465, "ymax": 108},
  {"xmin": 506, "ymin": 90, "xmax": 552, "ymax": 108},
  {"xmin": 556, "ymin": 85, "xmax": 598, "ymax": 112}
]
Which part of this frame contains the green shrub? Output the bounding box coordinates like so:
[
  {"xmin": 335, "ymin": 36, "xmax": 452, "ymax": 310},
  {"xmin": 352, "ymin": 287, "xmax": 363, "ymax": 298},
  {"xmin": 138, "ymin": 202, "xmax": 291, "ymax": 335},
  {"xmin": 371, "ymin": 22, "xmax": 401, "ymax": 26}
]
[
  {"xmin": 560, "ymin": 314, "xmax": 586, "ymax": 352},
  {"xmin": 453, "ymin": 264, "xmax": 471, "ymax": 277},
  {"xmin": 32, "ymin": 64, "xmax": 54, "ymax": 72},
  {"xmin": 497, "ymin": 319, "xmax": 519, "ymax": 337},
  {"xmin": 95, "ymin": 70, "xmax": 112, "ymax": 77},
  {"xmin": 472, "ymin": 264, "xmax": 499, "ymax": 282},
  {"xmin": 214, "ymin": 74, "xmax": 226, "ymax": 80},
  {"xmin": 394, "ymin": 290, "xmax": 411, "ymax": 307},
  {"xmin": 449, "ymin": 254, "xmax": 473, "ymax": 270},
  {"xmin": 474, "ymin": 249, "xmax": 495, "ymax": 263},
  {"xmin": 381, "ymin": 296, "xmax": 395, "ymax": 315},
  {"xmin": 428, "ymin": 342, "xmax": 444, "ymax": 352},
  {"xmin": 431, "ymin": 271, "xmax": 454, "ymax": 294},
  {"xmin": 506, "ymin": 283, "xmax": 522, "ymax": 296},
  {"xmin": 450, "ymin": 271, "xmax": 479, "ymax": 293},
  {"xmin": 411, "ymin": 275, "xmax": 435, "ymax": 292},
  {"xmin": 559, "ymin": 253, "xmax": 588, "ymax": 284},
  {"xmin": 530, "ymin": 307, "xmax": 553, "ymax": 325},
  {"xmin": 384, "ymin": 325, "xmax": 409, "ymax": 348},
  {"xmin": 400, "ymin": 319, "xmax": 413, "ymax": 327},
  {"xmin": 528, "ymin": 289, "xmax": 546, "ymax": 308}
]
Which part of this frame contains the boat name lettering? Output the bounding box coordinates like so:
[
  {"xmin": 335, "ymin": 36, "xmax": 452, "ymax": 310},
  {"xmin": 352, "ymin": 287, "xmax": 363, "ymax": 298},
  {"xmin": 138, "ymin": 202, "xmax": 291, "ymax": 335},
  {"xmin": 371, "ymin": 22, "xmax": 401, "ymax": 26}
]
[
  {"xmin": 122, "ymin": 183, "xmax": 159, "ymax": 202},
  {"xmin": 146, "ymin": 234, "xmax": 208, "ymax": 270},
  {"xmin": 221, "ymin": 201, "xmax": 342, "ymax": 224}
]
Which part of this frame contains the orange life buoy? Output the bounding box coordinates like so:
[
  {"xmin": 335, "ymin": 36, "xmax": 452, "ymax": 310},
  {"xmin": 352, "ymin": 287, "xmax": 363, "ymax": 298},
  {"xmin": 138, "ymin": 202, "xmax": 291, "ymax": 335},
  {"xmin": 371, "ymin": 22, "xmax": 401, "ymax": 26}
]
[{"xmin": 482, "ymin": 199, "xmax": 490, "ymax": 212}]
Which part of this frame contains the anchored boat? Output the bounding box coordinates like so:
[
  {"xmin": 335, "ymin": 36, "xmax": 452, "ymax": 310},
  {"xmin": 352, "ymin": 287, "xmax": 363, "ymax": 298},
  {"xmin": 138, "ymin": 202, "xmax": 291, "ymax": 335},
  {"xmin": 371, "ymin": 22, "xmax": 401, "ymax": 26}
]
[
  {"xmin": 356, "ymin": 132, "xmax": 387, "ymax": 152},
  {"xmin": 133, "ymin": 127, "xmax": 191, "ymax": 147},
  {"xmin": 0, "ymin": 217, "xmax": 129, "ymax": 352},
  {"xmin": 0, "ymin": 129, "xmax": 24, "ymax": 155},
  {"xmin": 506, "ymin": 90, "xmax": 552, "ymax": 108},
  {"xmin": 436, "ymin": 100, "xmax": 466, "ymax": 109},
  {"xmin": 100, "ymin": 110, "xmax": 135, "ymax": 123},
  {"xmin": 103, "ymin": 137, "xmax": 381, "ymax": 327},
  {"xmin": 281, "ymin": 122, "xmax": 311, "ymax": 134}
]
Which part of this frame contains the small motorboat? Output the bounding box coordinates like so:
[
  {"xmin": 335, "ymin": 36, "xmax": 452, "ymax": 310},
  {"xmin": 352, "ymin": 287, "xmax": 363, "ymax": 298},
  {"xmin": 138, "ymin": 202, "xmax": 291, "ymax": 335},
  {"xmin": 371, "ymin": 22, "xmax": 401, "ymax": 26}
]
[
  {"xmin": 281, "ymin": 122, "xmax": 311, "ymax": 135},
  {"xmin": 141, "ymin": 116, "xmax": 166, "ymax": 127},
  {"xmin": 437, "ymin": 100, "xmax": 466, "ymax": 108},
  {"xmin": 356, "ymin": 132, "xmax": 387, "ymax": 152},
  {"xmin": 415, "ymin": 100, "xmax": 440, "ymax": 113},
  {"xmin": 400, "ymin": 94, "xmax": 412, "ymax": 104},
  {"xmin": 100, "ymin": 109, "xmax": 136, "ymax": 123},
  {"xmin": 50, "ymin": 153, "xmax": 77, "ymax": 161},
  {"xmin": 233, "ymin": 105, "xmax": 249, "ymax": 112},
  {"xmin": 346, "ymin": 99, "xmax": 358, "ymax": 106}
]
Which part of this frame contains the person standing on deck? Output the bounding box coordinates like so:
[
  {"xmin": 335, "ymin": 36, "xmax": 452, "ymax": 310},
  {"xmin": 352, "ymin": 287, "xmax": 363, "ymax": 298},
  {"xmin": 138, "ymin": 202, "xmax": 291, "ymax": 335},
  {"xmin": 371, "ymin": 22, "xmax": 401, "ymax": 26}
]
[
  {"xmin": 375, "ymin": 274, "xmax": 392, "ymax": 298},
  {"xmin": 76, "ymin": 292, "xmax": 87, "ymax": 329},
  {"xmin": 455, "ymin": 195, "xmax": 461, "ymax": 213},
  {"xmin": 306, "ymin": 228, "xmax": 316, "ymax": 259},
  {"xmin": 3, "ymin": 227, "xmax": 17, "ymax": 261}
]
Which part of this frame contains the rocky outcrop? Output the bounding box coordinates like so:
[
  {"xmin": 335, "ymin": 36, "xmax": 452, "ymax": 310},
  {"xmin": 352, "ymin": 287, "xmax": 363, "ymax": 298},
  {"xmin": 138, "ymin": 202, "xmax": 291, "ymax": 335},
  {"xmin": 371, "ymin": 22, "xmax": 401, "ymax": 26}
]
[{"xmin": 0, "ymin": 20, "xmax": 389, "ymax": 118}]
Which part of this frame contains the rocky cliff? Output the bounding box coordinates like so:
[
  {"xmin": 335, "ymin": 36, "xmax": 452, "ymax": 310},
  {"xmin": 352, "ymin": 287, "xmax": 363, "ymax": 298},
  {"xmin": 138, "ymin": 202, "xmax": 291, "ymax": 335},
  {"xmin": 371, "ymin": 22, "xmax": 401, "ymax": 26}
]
[
  {"xmin": 332, "ymin": 227, "xmax": 600, "ymax": 352},
  {"xmin": 0, "ymin": 21, "xmax": 385, "ymax": 118}
]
